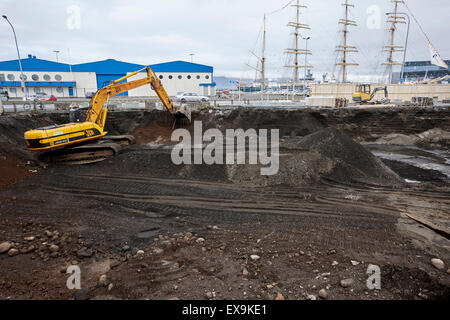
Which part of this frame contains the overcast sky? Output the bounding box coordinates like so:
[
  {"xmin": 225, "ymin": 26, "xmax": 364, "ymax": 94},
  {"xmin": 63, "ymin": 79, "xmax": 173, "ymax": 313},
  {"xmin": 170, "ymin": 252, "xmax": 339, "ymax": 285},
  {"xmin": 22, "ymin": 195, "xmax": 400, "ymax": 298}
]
[{"xmin": 1, "ymin": 0, "xmax": 449, "ymax": 81}]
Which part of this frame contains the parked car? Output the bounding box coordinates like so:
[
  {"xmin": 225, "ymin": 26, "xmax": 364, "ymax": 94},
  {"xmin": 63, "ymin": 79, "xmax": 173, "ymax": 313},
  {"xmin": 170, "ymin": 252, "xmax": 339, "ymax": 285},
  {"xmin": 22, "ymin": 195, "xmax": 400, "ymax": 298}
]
[
  {"xmin": 39, "ymin": 95, "xmax": 57, "ymax": 101},
  {"xmin": 175, "ymin": 92, "xmax": 209, "ymax": 103},
  {"xmin": 24, "ymin": 92, "xmax": 47, "ymax": 101},
  {"xmin": 0, "ymin": 90, "xmax": 9, "ymax": 101}
]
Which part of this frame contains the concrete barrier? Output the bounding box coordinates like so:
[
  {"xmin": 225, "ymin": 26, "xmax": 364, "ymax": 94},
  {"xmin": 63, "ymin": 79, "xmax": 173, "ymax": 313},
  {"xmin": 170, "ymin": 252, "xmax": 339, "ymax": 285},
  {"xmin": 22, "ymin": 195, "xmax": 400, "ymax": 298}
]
[{"xmin": 310, "ymin": 83, "xmax": 450, "ymax": 101}]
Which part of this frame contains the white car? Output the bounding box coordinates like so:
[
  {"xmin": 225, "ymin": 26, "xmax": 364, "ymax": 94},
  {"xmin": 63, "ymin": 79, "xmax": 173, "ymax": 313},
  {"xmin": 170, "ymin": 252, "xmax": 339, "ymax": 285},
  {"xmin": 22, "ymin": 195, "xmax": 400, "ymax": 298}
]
[{"xmin": 176, "ymin": 92, "xmax": 209, "ymax": 103}]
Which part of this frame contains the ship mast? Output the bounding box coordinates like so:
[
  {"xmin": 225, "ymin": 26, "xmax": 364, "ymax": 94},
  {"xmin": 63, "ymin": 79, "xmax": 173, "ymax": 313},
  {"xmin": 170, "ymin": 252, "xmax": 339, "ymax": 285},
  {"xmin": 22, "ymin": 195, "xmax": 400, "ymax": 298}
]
[
  {"xmin": 336, "ymin": 0, "xmax": 358, "ymax": 83},
  {"xmin": 285, "ymin": 0, "xmax": 312, "ymax": 86},
  {"xmin": 248, "ymin": 14, "xmax": 267, "ymax": 90},
  {"xmin": 383, "ymin": 0, "xmax": 406, "ymax": 83}
]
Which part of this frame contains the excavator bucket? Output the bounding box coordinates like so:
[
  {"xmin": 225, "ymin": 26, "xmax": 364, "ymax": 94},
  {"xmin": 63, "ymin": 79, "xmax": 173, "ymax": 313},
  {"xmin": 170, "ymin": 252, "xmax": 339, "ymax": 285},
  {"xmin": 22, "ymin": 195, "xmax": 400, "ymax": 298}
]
[
  {"xmin": 172, "ymin": 105, "xmax": 192, "ymax": 127},
  {"xmin": 175, "ymin": 105, "xmax": 192, "ymax": 122}
]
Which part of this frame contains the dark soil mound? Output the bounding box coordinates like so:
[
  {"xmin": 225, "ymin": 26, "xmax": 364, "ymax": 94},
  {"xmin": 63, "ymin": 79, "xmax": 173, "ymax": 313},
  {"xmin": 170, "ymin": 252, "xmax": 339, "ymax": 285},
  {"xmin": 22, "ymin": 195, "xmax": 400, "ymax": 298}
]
[{"xmin": 296, "ymin": 128, "xmax": 403, "ymax": 187}]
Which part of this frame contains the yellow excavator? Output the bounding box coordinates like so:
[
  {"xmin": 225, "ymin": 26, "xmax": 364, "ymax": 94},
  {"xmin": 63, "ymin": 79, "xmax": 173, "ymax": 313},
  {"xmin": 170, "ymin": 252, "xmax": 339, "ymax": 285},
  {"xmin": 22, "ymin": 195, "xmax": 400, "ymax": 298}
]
[
  {"xmin": 24, "ymin": 66, "xmax": 190, "ymax": 164},
  {"xmin": 352, "ymin": 84, "xmax": 389, "ymax": 104}
]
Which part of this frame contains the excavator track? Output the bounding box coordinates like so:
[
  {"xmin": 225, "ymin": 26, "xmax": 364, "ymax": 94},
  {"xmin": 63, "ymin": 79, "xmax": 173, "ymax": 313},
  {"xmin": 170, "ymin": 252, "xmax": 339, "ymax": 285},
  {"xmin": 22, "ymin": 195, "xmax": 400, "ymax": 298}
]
[
  {"xmin": 36, "ymin": 143, "xmax": 123, "ymax": 165},
  {"xmin": 35, "ymin": 135, "xmax": 136, "ymax": 166}
]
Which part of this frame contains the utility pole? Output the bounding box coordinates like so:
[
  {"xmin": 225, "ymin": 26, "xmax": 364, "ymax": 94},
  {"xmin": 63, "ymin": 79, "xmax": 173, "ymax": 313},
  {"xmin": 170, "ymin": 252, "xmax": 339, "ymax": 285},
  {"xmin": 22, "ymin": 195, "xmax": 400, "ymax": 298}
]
[
  {"xmin": 247, "ymin": 14, "xmax": 267, "ymax": 91},
  {"xmin": 336, "ymin": 0, "xmax": 358, "ymax": 83},
  {"xmin": 2, "ymin": 15, "xmax": 26, "ymax": 98},
  {"xmin": 285, "ymin": 0, "xmax": 312, "ymax": 89},
  {"xmin": 383, "ymin": 0, "xmax": 406, "ymax": 84}
]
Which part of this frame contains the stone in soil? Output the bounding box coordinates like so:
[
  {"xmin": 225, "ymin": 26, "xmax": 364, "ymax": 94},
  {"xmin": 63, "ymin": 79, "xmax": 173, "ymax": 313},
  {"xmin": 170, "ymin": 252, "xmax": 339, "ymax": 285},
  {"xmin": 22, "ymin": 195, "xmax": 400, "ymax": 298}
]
[
  {"xmin": 340, "ymin": 278, "xmax": 355, "ymax": 288},
  {"xmin": 319, "ymin": 289, "xmax": 328, "ymax": 299},
  {"xmin": 0, "ymin": 242, "xmax": 12, "ymax": 254},
  {"xmin": 431, "ymin": 258, "xmax": 445, "ymax": 270},
  {"xmin": 8, "ymin": 248, "xmax": 19, "ymax": 257}
]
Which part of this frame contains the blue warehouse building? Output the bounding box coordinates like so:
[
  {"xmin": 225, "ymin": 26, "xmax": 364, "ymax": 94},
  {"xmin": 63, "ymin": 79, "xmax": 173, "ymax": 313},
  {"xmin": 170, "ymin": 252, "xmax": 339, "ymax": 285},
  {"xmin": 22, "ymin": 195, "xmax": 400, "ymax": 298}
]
[{"xmin": 0, "ymin": 55, "xmax": 215, "ymax": 98}]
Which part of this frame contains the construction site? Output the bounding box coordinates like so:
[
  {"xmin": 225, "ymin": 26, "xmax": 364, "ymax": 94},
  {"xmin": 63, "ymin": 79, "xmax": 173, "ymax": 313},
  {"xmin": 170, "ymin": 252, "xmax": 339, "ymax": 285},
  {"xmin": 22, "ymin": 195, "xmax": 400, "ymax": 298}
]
[{"xmin": 0, "ymin": 0, "xmax": 449, "ymax": 303}]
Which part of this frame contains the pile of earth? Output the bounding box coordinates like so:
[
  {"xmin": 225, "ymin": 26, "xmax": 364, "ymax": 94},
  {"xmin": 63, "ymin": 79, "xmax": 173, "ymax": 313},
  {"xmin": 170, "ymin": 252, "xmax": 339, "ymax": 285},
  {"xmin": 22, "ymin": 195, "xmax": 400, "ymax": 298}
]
[
  {"xmin": 375, "ymin": 128, "xmax": 450, "ymax": 150},
  {"xmin": 227, "ymin": 128, "xmax": 404, "ymax": 188}
]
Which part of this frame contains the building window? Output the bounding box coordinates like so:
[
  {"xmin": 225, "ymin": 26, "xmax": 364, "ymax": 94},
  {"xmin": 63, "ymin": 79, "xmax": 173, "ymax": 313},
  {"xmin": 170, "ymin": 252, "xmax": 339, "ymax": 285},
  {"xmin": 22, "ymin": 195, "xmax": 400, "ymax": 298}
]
[
  {"xmin": 56, "ymin": 87, "xmax": 63, "ymax": 93},
  {"xmin": 10, "ymin": 88, "xmax": 16, "ymax": 93},
  {"xmin": 187, "ymin": 75, "xmax": 191, "ymax": 79},
  {"xmin": 205, "ymin": 75, "xmax": 210, "ymax": 80},
  {"xmin": 169, "ymin": 75, "xmax": 173, "ymax": 79},
  {"xmin": 33, "ymin": 87, "xmax": 39, "ymax": 93},
  {"xmin": 43, "ymin": 74, "xmax": 51, "ymax": 81},
  {"xmin": 7, "ymin": 74, "xmax": 15, "ymax": 81},
  {"xmin": 20, "ymin": 74, "xmax": 27, "ymax": 81},
  {"xmin": 196, "ymin": 75, "xmax": 200, "ymax": 80},
  {"xmin": 159, "ymin": 75, "xmax": 163, "ymax": 79},
  {"xmin": 55, "ymin": 74, "xmax": 62, "ymax": 81},
  {"xmin": 178, "ymin": 75, "xmax": 182, "ymax": 80},
  {"xmin": 32, "ymin": 74, "xmax": 39, "ymax": 81}
]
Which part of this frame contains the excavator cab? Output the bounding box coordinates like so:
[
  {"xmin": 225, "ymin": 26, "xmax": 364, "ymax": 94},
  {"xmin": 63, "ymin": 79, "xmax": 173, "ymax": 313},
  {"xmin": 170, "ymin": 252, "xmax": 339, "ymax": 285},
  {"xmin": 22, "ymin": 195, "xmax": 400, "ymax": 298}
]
[{"xmin": 352, "ymin": 84, "xmax": 372, "ymax": 103}]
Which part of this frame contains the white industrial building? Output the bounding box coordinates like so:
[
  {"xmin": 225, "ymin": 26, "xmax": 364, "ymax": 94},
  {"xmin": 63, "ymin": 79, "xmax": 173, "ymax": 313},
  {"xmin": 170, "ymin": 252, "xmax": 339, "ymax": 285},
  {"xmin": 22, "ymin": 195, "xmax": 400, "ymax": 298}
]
[{"xmin": 0, "ymin": 55, "xmax": 216, "ymax": 98}]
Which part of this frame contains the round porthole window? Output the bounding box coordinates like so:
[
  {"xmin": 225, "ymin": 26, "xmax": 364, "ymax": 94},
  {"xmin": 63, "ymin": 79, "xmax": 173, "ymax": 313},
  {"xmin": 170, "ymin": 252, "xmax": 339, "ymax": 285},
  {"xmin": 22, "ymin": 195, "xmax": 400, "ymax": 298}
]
[
  {"xmin": 32, "ymin": 74, "xmax": 39, "ymax": 81},
  {"xmin": 169, "ymin": 75, "xmax": 173, "ymax": 79},
  {"xmin": 187, "ymin": 75, "xmax": 191, "ymax": 79},
  {"xmin": 205, "ymin": 75, "xmax": 210, "ymax": 80},
  {"xmin": 55, "ymin": 74, "xmax": 62, "ymax": 81},
  {"xmin": 7, "ymin": 74, "xmax": 15, "ymax": 81},
  {"xmin": 56, "ymin": 87, "xmax": 63, "ymax": 93},
  {"xmin": 43, "ymin": 74, "xmax": 51, "ymax": 81},
  {"xmin": 159, "ymin": 75, "xmax": 164, "ymax": 79},
  {"xmin": 196, "ymin": 75, "xmax": 200, "ymax": 80},
  {"xmin": 178, "ymin": 75, "xmax": 182, "ymax": 80},
  {"xmin": 20, "ymin": 74, "xmax": 27, "ymax": 81}
]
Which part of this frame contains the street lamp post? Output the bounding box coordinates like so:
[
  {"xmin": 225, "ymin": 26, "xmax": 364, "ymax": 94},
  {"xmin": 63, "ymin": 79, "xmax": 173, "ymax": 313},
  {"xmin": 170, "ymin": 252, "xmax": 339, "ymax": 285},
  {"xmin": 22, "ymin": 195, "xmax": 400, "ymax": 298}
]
[
  {"xmin": 2, "ymin": 15, "xmax": 26, "ymax": 98},
  {"xmin": 53, "ymin": 50, "xmax": 60, "ymax": 62},
  {"xmin": 189, "ymin": 54, "xmax": 195, "ymax": 63},
  {"xmin": 386, "ymin": 12, "xmax": 410, "ymax": 82}
]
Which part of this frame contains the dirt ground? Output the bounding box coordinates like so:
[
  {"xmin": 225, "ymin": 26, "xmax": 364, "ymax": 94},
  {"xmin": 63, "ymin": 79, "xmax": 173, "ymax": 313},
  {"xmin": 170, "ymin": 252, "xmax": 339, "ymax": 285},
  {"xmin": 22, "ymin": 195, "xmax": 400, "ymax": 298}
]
[{"xmin": 0, "ymin": 107, "xmax": 449, "ymax": 300}]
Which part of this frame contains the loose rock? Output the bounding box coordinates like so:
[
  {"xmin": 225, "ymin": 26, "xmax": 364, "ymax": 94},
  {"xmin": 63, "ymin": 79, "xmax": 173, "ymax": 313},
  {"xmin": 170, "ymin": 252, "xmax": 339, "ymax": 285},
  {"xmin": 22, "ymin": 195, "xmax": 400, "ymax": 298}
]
[
  {"xmin": 319, "ymin": 289, "xmax": 328, "ymax": 299},
  {"xmin": 275, "ymin": 292, "xmax": 284, "ymax": 300},
  {"xmin": 340, "ymin": 278, "xmax": 355, "ymax": 288},
  {"xmin": 49, "ymin": 245, "xmax": 59, "ymax": 252},
  {"xmin": 8, "ymin": 248, "xmax": 19, "ymax": 257},
  {"xmin": 250, "ymin": 255, "xmax": 260, "ymax": 261},
  {"xmin": 431, "ymin": 258, "xmax": 445, "ymax": 270},
  {"xmin": 306, "ymin": 295, "xmax": 316, "ymax": 300},
  {"xmin": 99, "ymin": 274, "xmax": 108, "ymax": 287},
  {"xmin": 0, "ymin": 242, "xmax": 12, "ymax": 254}
]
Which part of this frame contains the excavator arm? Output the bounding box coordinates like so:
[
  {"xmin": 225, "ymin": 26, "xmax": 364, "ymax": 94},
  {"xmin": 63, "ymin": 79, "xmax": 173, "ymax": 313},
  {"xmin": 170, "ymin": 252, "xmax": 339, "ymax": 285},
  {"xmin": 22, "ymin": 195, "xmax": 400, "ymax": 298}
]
[
  {"xmin": 370, "ymin": 86, "xmax": 388, "ymax": 101},
  {"xmin": 87, "ymin": 66, "xmax": 186, "ymax": 129}
]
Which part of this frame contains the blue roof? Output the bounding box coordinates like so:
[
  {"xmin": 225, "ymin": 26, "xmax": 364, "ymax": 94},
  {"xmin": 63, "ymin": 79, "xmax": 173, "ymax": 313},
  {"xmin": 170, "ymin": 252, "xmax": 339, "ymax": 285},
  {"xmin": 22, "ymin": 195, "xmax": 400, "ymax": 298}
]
[
  {"xmin": 72, "ymin": 59, "xmax": 145, "ymax": 74},
  {"xmin": 0, "ymin": 56, "xmax": 213, "ymax": 74},
  {"xmin": 150, "ymin": 61, "xmax": 213, "ymax": 73},
  {"xmin": 0, "ymin": 55, "xmax": 71, "ymax": 72}
]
